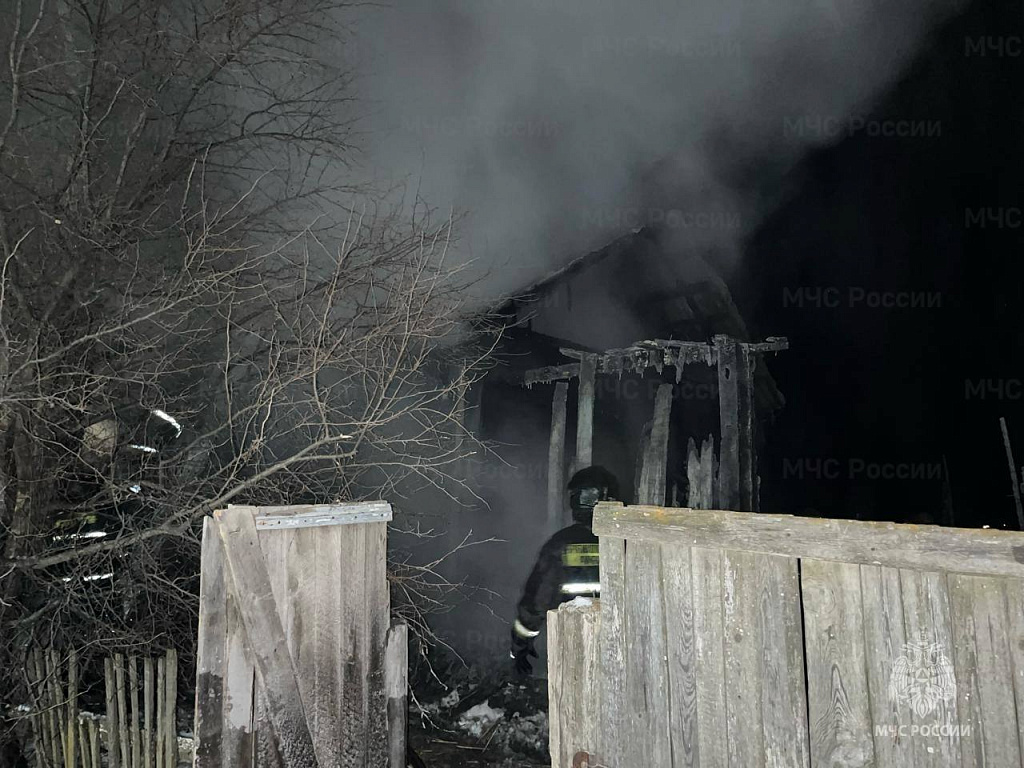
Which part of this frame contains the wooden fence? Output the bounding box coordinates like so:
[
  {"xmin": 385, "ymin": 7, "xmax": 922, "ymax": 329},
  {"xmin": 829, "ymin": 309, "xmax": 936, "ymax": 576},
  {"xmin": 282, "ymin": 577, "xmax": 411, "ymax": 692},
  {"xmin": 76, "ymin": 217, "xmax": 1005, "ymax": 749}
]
[
  {"xmin": 22, "ymin": 647, "xmax": 180, "ymax": 768},
  {"xmin": 192, "ymin": 502, "xmax": 406, "ymax": 768},
  {"xmin": 548, "ymin": 502, "xmax": 1024, "ymax": 768}
]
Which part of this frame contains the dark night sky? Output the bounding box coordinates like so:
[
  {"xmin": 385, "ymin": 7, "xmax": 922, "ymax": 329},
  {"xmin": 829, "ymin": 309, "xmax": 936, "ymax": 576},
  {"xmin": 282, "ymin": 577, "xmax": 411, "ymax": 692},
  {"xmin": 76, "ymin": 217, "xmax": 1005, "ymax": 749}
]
[{"xmin": 735, "ymin": 0, "xmax": 1024, "ymax": 528}]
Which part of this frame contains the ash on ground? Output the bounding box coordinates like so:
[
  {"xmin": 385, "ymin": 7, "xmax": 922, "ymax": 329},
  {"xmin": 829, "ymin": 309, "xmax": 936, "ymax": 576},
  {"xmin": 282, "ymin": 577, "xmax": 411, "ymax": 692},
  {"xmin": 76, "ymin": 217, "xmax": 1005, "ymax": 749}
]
[{"xmin": 409, "ymin": 669, "xmax": 549, "ymax": 768}]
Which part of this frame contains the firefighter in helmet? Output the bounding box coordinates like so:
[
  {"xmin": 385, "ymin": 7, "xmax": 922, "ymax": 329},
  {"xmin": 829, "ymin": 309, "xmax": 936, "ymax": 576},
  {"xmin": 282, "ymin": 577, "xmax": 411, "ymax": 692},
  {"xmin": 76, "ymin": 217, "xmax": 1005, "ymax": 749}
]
[{"xmin": 510, "ymin": 465, "xmax": 619, "ymax": 676}]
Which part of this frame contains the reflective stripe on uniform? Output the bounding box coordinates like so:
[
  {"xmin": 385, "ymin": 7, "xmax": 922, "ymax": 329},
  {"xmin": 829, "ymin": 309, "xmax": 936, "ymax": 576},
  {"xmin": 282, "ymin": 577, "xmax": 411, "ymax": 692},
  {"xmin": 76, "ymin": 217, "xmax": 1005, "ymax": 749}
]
[
  {"xmin": 562, "ymin": 543, "xmax": 600, "ymax": 567},
  {"xmin": 514, "ymin": 619, "xmax": 540, "ymax": 638},
  {"xmin": 560, "ymin": 582, "xmax": 601, "ymax": 595}
]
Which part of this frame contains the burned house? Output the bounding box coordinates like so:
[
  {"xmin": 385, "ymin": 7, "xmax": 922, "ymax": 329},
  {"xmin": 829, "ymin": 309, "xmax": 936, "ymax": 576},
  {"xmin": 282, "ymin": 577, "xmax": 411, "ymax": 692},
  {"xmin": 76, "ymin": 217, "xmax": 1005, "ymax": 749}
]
[
  {"xmin": 471, "ymin": 226, "xmax": 788, "ymax": 521},
  {"xmin": 434, "ymin": 227, "xmax": 790, "ymax": 660}
]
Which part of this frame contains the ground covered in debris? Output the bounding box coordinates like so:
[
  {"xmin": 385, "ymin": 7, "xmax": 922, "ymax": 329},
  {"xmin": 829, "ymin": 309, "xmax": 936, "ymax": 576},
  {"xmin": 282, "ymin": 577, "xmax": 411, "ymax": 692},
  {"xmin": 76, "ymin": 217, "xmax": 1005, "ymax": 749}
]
[{"xmin": 408, "ymin": 670, "xmax": 550, "ymax": 767}]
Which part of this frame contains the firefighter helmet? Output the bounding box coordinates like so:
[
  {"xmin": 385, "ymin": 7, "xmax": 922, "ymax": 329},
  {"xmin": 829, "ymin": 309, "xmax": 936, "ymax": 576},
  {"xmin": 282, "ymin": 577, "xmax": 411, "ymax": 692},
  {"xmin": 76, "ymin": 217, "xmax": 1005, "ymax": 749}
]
[{"xmin": 567, "ymin": 465, "xmax": 618, "ymax": 525}]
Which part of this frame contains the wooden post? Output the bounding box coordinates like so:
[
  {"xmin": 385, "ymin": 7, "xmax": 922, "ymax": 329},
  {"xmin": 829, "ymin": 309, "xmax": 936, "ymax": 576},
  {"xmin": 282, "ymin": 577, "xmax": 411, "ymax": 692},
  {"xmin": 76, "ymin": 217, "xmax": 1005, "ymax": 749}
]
[
  {"xmin": 66, "ymin": 649, "xmax": 78, "ymax": 768},
  {"xmin": 714, "ymin": 336, "xmax": 757, "ymax": 511},
  {"xmin": 548, "ymin": 381, "xmax": 569, "ymax": 527},
  {"xmin": 155, "ymin": 657, "xmax": 164, "ymax": 768},
  {"xmin": 1000, "ymin": 418, "xmax": 1024, "ymax": 530},
  {"xmin": 45, "ymin": 651, "xmax": 65, "ymax": 768},
  {"xmin": 574, "ymin": 354, "xmax": 597, "ymax": 472},
  {"xmin": 89, "ymin": 719, "xmax": 101, "ymax": 768},
  {"xmin": 115, "ymin": 654, "xmax": 130, "ymax": 768},
  {"xmin": 384, "ymin": 623, "xmax": 408, "ymax": 768},
  {"xmin": 193, "ymin": 517, "xmax": 225, "ymax": 768},
  {"xmin": 687, "ymin": 435, "xmax": 715, "ymax": 509},
  {"xmin": 105, "ymin": 658, "xmax": 121, "ymax": 768},
  {"xmin": 548, "ymin": 600, "xmax": 602, "ymax": 768},
  {"xmin": 637, "ymin": 384, "xmax": 673, "ymax": 505},
  {"xmin": 163, "ymin": 650, "xmax": 177, "ymax": 768},
  {"xmin": 144, "ymin": 657, "xmax": 154, "ymax": 768},
  {"xmin": 129, "ymin": 656, "xmax": 140, "ymax": 768}
]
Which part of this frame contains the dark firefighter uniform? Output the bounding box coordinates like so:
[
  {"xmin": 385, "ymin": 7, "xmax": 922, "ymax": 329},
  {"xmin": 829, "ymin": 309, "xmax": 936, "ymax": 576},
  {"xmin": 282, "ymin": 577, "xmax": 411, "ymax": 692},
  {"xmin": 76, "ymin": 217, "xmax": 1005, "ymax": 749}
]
[{"xmin": 510, "ymin": 465, "xmax": 618, "ymax": 675}]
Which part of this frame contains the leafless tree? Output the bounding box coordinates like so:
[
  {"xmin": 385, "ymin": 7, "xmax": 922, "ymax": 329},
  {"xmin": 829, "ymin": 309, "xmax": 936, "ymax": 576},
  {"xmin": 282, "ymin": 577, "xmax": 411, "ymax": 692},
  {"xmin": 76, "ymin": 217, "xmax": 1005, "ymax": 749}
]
[{"xmin": 0, "ymin": 0, "xmax": 496, "ymax": 759}]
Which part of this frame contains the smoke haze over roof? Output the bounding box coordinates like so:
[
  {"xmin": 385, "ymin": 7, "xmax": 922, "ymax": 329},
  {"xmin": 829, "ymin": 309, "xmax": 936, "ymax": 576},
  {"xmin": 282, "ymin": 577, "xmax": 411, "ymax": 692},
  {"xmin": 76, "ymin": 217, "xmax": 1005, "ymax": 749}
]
[{"xmin": 349, "ymin": 0, "xmax": 962, "ymax": 298}]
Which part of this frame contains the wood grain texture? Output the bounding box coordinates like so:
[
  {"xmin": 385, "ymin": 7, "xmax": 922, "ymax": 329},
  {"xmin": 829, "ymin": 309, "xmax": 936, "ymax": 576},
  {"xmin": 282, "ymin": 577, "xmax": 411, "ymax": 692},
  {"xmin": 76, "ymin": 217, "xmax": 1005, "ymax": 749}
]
[
  {"xmin": 948, "ymin": 574, "xmax": 1021, "ymax": 768},
  {"xmin": 194, "ymin": 516, "xmax": 227, "ymax": 768},
  {"xmin": 715, "ymin": 336, "xmax": 740, "ymax": 511},
  {"xmin": 597, "ymin": 536, "xmax": 627, "ymax": 768},
  {"xmin": 1003, "ymin": 578, "xmax": 1024, "ymax": 762},
  {"xmin": 548, "ymin": 601, "xmax": 602, "ymax": 768},
  {"xmin": 593, "ymin": 503, "xmax": 1024, "ymax": 578},
  {"xmin": 362, "ymin": 520, "xmax": 390, "ymax": 766},
  {"xmin": 217, "ymin": 507, "xmax": 319, "ymax": 767},
  {"xmin": 661, "ymin": 543, "xmax": 699, "ymax": 767},
  {"xmin": 575, "ymin": 354, "xmax": 596, "ymax": 471},
  {"xmin": 548, "ymin": 381, "xmax": 569, "ymax": 527},
  {"xmin": 222, "ymin": 595, "xmax": 255, "ymax": 767},
  {"xmin": 859, "ymin": 565, "xmax": 914, "ymax": 768},
  {"xmin": 624, "ymin": 540, "xmax": 673, "ymax": 767},
  {"xmin": 692, "ymin": 547, "xmax": 728, "ymax": 767},
  {"xmin": 637, "ymin": 383, "xmax": 673, "ymax": 507},
  {"xmin": 801, "ymin": 559, "xmax": 873, "ymax": 767},
  {"xmin": 686, "ymin": 436, "xmax": 715, "ymax": 510},
  {"xmin": 384, "ymin": 623, "xmax": 408, "ymax": 768},
  {"xmin": 722, "ymin": 549, "xmax": 765, "ymax": 768},
  {"xmin": 899, "ymin": 568, "xmax": 961, "ymax": 767},
  {"xmin": 763, "ymin": 555, "xmax": 810, "ymax": 768}
]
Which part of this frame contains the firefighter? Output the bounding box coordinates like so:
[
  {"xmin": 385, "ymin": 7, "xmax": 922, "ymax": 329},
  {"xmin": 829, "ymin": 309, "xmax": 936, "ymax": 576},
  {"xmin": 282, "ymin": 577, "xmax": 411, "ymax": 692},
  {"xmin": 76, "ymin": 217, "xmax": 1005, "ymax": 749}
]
[{"xmin": 510, "ymin": 465, "xmax": 619, "ymax": 676}]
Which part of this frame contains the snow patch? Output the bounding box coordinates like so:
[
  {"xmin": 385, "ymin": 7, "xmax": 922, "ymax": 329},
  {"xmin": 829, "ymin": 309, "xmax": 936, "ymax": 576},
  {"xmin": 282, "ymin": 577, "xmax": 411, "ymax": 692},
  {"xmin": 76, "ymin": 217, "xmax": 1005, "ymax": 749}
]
[
  {"xmin": 458, "ymin": 700, "xmax": 505, "ymax": 738},
  {"xmin": 566, "ymin": 596, "xmax": 594, "ymax": 608}
]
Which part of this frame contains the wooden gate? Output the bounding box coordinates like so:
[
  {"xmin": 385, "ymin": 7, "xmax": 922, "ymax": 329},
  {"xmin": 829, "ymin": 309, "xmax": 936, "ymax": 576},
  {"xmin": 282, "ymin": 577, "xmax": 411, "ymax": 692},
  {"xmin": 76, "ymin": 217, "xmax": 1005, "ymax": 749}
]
[
  {"xmin": 192, "ymin": 502, "xmax": 406, "ymax": 768},
  {"xmin": 549, "ymin": 502, "xmax": 1024, "ymax": 767}
]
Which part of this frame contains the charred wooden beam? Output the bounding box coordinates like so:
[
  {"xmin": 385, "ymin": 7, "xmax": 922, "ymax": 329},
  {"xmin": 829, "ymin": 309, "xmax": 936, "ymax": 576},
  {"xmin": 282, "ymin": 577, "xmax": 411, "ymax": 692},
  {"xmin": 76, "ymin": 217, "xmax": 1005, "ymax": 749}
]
[
  {"xmin": 548, "ymin": 382, "xmax": 569, "ymax": 527},
  {"xmin": 714, "ymin": 335, "xmax": 757, "ymax": 511},
  {"xmin": 525, "ymin": 363, "xmax": 581, "ymax": 386},
  {"xmin": 637, "ymin": 384, "xmax": 673, "ymax": 505},
  {"xmin": 574, "ymin": 354, "xmax": 597, "ymax": 472},
  {"xmin": 524, "ymin": 337, "xmax": 787, "ymax": 386}
]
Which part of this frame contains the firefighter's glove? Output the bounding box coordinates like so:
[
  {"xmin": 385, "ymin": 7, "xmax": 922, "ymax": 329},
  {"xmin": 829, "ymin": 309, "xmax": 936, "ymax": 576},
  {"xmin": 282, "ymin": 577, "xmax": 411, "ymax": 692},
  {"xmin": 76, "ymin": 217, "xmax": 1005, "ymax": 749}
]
[{"xmin": 510, "ymin": 628, "xmax": 538, "ymax": 677}]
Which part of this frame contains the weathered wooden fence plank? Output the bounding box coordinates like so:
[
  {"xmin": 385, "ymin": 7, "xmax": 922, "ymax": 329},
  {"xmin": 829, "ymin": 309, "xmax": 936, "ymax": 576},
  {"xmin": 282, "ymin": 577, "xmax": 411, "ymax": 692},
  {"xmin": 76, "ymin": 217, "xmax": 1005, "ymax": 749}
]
[
  {"xmin": 384, "ymin": 623, "xmax": 409, "ymax": 768},
  {"xmin": 661, "ymin": 543, "xmax": 699, "ymax": 767},
  {"xmin": 1004, "ymin": 580, "xmax": 1024, "ymax": 759},
  {"xmin": 551, "ymin": 503, "xmax": 1024, "ymax": 767},
  {"xmin": 217, "ymin": 507, "xmax": 319, "ymax": 767},
  {"xmin": 899, "ymin": 569, "xmax": 961, "ymax": 767},
  {"xmin": 755, "ymin": 553, "xmax": 809, "ymax": 768},
  {"xmin": 722, "ymin": 549, "xmax": 765, "ymax": 768},
  {"xmin": 194, "ymin": 516, "xmax": 228, "ymax": 768},
  {"xmin": 625, "ymin": 541, "xmax": 673, "ymax": 767},
  {"xmin": 948, "ymin": 574, "xmax": 1021, "ymax": 768},
  {"xmin": 593, "ymin": 503, "xmax": 1024, "ymax": 578},
  {"xmin": 548, "ymin": 600, "xmax": 601, "ymax": 768},
  {"xmin": 597, "ymin": 536, "xmax": 627, "ymax": 768},
  {"xmin": 801, "ymin": 559, "xmax": 873, "ymax": 767},
  {"xmin": 222, "ymin": 596, "xmax": 255, "ymax": 767},
  {"xmin": 312, "ymin": 524, "xmax": 343, "ymax": 764},
  {"xmin": 859, "ymin": 565, "xmax": 914, "ymax": 768},
  {"xmin": 691, "ymin": 546, "xmax": 728, "ymax": 767},
  {"xmin": 338, "ymin": 519, "xmax": 369, "ymax": 767},
  {"xmin": 362, "ymin": 519, "xmax": 391, "ymax": 766}
]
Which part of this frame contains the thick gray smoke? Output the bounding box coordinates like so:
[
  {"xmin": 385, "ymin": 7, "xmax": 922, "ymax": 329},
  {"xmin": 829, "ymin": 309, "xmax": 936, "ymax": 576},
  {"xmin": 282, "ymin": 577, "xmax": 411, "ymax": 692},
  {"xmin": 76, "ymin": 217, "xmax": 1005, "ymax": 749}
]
[{"xmin": 347, "ymin": 0, "xmax": 962, "ymax": 298}]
